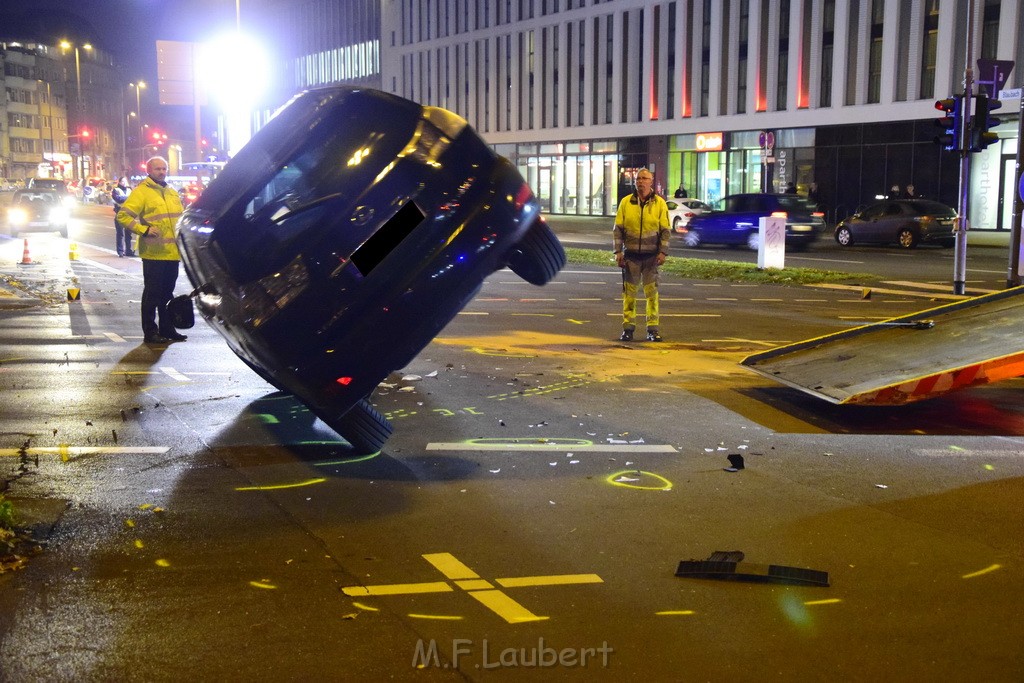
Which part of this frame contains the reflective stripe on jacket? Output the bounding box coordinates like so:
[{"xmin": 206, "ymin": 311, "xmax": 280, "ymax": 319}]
[
  {"xmin": 613, "ymin": 192, "xmax": 671, "ymax": 257},
  {"xmin": 116, "ymin": 177, "xmax": 183, "ymax": 261}
]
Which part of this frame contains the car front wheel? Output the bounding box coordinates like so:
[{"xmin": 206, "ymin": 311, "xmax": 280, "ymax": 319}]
[
  {"xmin": 897, "ymin": 227, "xmax": 918, "ymax": 249},
  {"xmin": 835, "ymin": 226, "xmax": 853, "ymax": 246},
  {"xmin": 507, "ymin": 219, "xmax": 566, "ymax": 285},
  {"xmin": 746, "ymin": 231, "xmax": 760, "ymax": 251}
]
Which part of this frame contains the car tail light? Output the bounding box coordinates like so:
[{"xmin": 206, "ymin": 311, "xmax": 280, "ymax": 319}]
[
  {"xmin": 812, "ymin": 212, "xmax": 824, "ymax": 218},
  {"xmin": 770, "ymin": 211, "xmax": 787, "ymax": 218},
  {"xmin": 684, "ymin": 211, "xmax": 694, "ymax": 218}
]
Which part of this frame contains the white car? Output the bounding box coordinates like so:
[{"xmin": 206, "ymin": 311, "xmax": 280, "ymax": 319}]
[{"xmin": 667, "ymin": 198, "xmax": 711, "ymax": 233}]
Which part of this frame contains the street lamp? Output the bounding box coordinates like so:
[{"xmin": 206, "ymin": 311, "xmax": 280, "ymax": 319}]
[
  {"xmin": 60, "ymin": 40, "xmax": 93, "ymax": 180},
  {"xmin": 129, "ymin": 81, "xmax": 146, "ymax": 169}
]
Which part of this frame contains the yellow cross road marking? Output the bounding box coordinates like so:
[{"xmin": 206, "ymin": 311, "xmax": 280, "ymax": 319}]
[
  {"xmin": 496, "ymin": 574, "xmax": 602, "ymax": 588},
  {"xmin": 342, "ymin": 552, "xmax": 602, "ymax": 624}
]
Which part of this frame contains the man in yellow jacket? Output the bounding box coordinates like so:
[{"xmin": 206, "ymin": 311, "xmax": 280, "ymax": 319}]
[
  {"xmin": 612, "ymin": 168, "xmax": 671, "ymax": 342},
  {"xmin": 116, "ymin": 156, "xmax": 186, "ymax": 344}
]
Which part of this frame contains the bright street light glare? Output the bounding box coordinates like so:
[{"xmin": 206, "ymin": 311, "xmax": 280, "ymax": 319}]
[{"xmin": 199, "ymin": 32, "xmax": 269, "ymax": 156}]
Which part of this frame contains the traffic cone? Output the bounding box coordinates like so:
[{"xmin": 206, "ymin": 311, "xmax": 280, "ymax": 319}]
[
  {"xmin": 69, "ymin": 242, "xmax": 79, "ymax": 261},
  {"xmin": 20, "ymin": 238, "xmax": 32, "ymax": 265}
]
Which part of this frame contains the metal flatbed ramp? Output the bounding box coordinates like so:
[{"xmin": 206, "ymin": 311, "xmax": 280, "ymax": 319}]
[{"xmin": 740, "ymin": 286, "xmax": 1024, "ymax": 405}]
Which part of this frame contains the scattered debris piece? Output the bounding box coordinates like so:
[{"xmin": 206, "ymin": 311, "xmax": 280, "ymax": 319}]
[
  {"xmin": 724, "ymin": 454, "xmax": 745, "ymax": 472},
  {"xmin": 875, "ymin": 484, "xmax": 889, "ymax": 489},
  {"xmin": 676, "ymin": 550, "xmax": 830, "ymax": 587}
]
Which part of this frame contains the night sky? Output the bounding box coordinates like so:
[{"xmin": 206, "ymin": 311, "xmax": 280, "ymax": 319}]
[{"xmin": 0, "ymin": 0, "xmax": 239, "ymax": 138}]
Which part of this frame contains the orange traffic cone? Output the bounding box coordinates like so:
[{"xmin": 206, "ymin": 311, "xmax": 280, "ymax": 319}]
[{"xmin": 20, "ymin": 238, "xmax": 32, "ymax": 265}]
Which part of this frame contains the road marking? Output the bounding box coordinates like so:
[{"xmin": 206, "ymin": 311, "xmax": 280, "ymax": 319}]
[
  {"xmin": 702, "ymin": 337, "xmax": 791, "ymax": 346},
  {"xmin": 809, "ymin": 283, "xmax": 966, "ymax": 300},
  {"xmin": 342, "ymin": 552, "xmax": 602, "ymax": 624},
  {"xmin": 882, "ymin": 280, "xmax": 998, "ymax": 294},
  {"xmin": 0, "ymin": 446, "xmax": 169, "ymax": 457},
  {"xmin": 962, "ymin": 564, "xmax": 1002, "ymax": 579},
  {"xmin": 426, "ymin": 441, "xmax": 676, "ymax": 452},
  {"xmin": 103, "ymin": 332, "xmax": 126, "ymax": 343},
  {"xmin": 160, "ymin": 367, "xmax": 191, "ymax": 382}
]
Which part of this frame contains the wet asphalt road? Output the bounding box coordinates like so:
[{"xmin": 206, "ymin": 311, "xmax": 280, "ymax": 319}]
[{"xmin": 0, "ymin": 203, "xmax": 1021, "ymax": 680}]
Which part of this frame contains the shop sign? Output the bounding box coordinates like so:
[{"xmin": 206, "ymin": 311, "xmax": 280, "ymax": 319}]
[{"xmin": 695, "ymin": 132, "xmax": 723, "ymax": 152}]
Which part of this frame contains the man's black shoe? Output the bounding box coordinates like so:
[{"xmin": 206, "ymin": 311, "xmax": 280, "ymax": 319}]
[
  {"xmin": 619, "ymin": 329, "xmax": 634, "ymax": 342},
  {"xmin": 124, "ymin": 251, "xmax": 136, "ymax": 257},
  {"xmin": 162, "ymin": 332, "xmax": 188, "ymax": 342},
  {"xmin": 646, "ymin": 330, "xmax": 663, "ymax": 342},
  {"xmin": 144, "ymin": 335, "xmax": 170, "ymax": 345}
]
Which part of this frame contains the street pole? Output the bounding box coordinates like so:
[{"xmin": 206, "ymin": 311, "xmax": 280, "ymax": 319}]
[
  {"xmin": 1008, "ymin": 93, "xmax": 1024, "ymax": 288},
  {"xmin": 952, "ymin": 0, "xmax": 977, "ymax": 296}
]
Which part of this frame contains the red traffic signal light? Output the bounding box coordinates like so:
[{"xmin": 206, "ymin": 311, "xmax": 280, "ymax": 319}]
[
  {"xmin": 933, "ymin": 96, "xmax": 962, "ymax": 152},
  {"xmin": 80, "ymin": 129, "xmax": 91, "ymax": 138}
]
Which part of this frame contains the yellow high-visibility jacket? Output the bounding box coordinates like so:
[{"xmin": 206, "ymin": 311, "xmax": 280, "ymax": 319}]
[
  {"xmin": 613, "ymin": 192, "xmax": 671, "ymax": 258},
  {"xmin": 116, "ymin": 177, "xmax": 183, "ymax": 260}
]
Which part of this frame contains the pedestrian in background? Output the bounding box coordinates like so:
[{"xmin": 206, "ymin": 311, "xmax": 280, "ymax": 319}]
[
  {"xmin": 674, "ymin": 183, "xmax": 688, "ymax": 199},
  {"xmin": 613, "ymin": 168, "xmax": 671, "ymax": 342},
  {"xmin": 116, "ymin": 157, "xmax": 187, "ymax": 345},
  {"xmin": 111, "ymin": 177, "xmax": 135, "ymax": 257}
]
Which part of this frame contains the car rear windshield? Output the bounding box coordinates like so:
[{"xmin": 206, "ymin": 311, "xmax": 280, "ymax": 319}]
[
  {"xmin": 906, "ymin": 200, "xmax": 955, "ymax": 216},
  {"xmin": 776, "ymin": 195, "xmax": 819, "ymax": 213}
]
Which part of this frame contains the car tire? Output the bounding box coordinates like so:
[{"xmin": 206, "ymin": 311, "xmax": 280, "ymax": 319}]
[
  {"xmin": 746, "ymin": 231, "xmax": 760, "ymax": 251},
  {"xmin": 835, "ymin": 226, "xmax": 854, "ymax": 246},
  {"xmin": 897, "ymin": 228, "xmax": 918, "ymax": 249},
  {"xmin": 682, "ymin": 230, "xmax": 701, "ymax": 248},
  {"xmin": 336, "ymin": 398, "xmax": 393, "ymax": 454},
  {"xmin": 672, "ymin": 216, "xmax": 683, "ymax": 232},
  {"xmin": 507, "ymin": 219, "xmax": 566, "ymax": 285}
]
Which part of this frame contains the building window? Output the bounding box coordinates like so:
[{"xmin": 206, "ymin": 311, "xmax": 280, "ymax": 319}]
[
  {"xmin": 867, "ymin": 0, "xmax": 884, "ymax": 104},
  {"xmin": 920, "ymin": 0, "xmax": 939, "ymax": 99}
]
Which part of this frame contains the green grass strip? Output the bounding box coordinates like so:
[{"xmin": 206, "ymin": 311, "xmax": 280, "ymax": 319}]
[{"xmin": 564, "ymin": 247, "xmax": 877, "ymax": 285}]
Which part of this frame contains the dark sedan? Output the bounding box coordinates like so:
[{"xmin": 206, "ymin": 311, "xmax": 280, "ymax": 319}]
[
  {"xmin": 177, "ymin": 86, "xmax": 565, "ymax": 454},
  {"xmin": 681, "ymin": 193, "xmax": 824, "ymax": 251},
  {"xmin": 834, "ymin": 199, "xmax": 956, "ymax": 248}
]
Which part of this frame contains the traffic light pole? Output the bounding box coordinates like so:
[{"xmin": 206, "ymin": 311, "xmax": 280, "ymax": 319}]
[
  {"xmin": 1009, "ymin": 94, "xmax": 1024, "ymax": 288},
  {"xmin": 952, "ymin": 0, "xmax": 977, "ymax": 296}
]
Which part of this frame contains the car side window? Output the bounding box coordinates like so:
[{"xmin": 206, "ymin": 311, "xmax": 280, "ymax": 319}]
[
  {"xmin": 862, "ymin": 204, "xmax": 887, "ymax": 220},
  {"xmin": 885, "ymin": 204, "xmax": 903, "ymax": 216}
]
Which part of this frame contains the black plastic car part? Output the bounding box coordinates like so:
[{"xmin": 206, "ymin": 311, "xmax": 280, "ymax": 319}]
[{"xmin": 177, "ymin": 86, "xmax": 565, "ymax": 453}]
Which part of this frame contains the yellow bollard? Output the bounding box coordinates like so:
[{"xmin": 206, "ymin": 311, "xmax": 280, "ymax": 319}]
[{"xmin": 68, "ymin": 242, "xmax": 80, "ymax": 261}]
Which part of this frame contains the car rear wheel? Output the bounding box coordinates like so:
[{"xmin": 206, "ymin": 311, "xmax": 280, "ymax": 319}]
[
  {"xmin": 672, "ymin": 216, "xmax": 683, "ymax": 232},
  {"xmin": 835, "ymin": 226, "xmax": 854, "ymax": 246},
  {"xmin": 897, "ymin": 228, "xmax": 919, "ymax": 249},
  {"xmin": 507, "ymin": 219, "xmax": 566, "ymax": 285},
  {"xmin": 682, "ymin": 230, "xmax": 701, "ymax": 248},
  {"xmin": 336, "ymin": 398, "xmax": 393, "ymax": 454}
]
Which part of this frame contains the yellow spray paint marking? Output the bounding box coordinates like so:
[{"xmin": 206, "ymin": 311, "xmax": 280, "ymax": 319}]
[
  {"xmin": 656, "ymin": 610, "xmax": 696, "ymax": 616},
  {"xmin": 314, "ymin": 453, "xmax": 380, "ymax": 467},
  {"xmin": 488, "ymin": 377, "xmax": 595, "ymax": 401},
  {"xmin": 566, "ymin": 319, "xmax": 589, "ymax": 325},
  {"xmin": 408, "ymin": 614, "xmax": 464, "ymax": 621},
  {"xmin": 235, "ymin": 478, "xmax": 326, "ymax": 491},
  {"xmin": 134, "ymin": 539, "xmax": 145, "ymax": 549},
  {"xmin": 352, "ymin": 602, "xmax": 378, "ymax": 612},
  {"xmin": 155, "ymin": 559, "xmax": 171, "ymax": 568},
  {"xmin": 606, "ymin": 470, "xmax": 673, "ymax": 491},
  {"xmin": 468, "ymin": 346, "xmax": 537, "ymax": 358},
  {"xmin": 125, "ymin": 519, "xmax": 135, "ymax": 528},
  {"xmin": 342, "ymin": 552, "xmax": 602, "ymax": 624},
  {"xmin": 249, "ymin": 581, "xmax": 277, "ymax": 589},
  {"xmin": 803, "ymin": 599, "xmax": 843, "ymax": 606},
  {"xmin": 962, "ymin": 564, "xmax": 1002, "ymax": 579}
]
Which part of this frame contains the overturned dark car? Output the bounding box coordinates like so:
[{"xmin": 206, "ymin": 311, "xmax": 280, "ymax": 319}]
[{"xmin": 177, "ymin": 87, "xmax": 565, "ymax": 452}]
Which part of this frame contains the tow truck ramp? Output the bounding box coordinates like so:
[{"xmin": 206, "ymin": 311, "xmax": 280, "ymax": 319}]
[{"xmin": 740, "ymin": 286, "xmax": 1024, "ymax": 405}]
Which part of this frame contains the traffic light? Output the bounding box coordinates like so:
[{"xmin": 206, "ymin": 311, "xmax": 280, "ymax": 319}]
[
  {"xmin": 80, "ymin": 128, "xmax": 91, "ymax": 138},
  {"xmin": 933, "ymin": 96, "xmax": 962, "ymax": 152},
  {"xmin": 969, "ymin": 93, "xmax": 1002, "ymax": 152}
]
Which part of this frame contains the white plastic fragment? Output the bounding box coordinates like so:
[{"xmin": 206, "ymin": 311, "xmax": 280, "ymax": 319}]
[
  {"xmin": 401, "ymin": 374, "xmax": 422, "ymax": 381},
  {"xmin": 425, "ymin": 370, "xmax": 438, "ymax": 377},
  {"xmin": 875, "ymin": 484, "xmax": 889, "ymax": 489}
]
